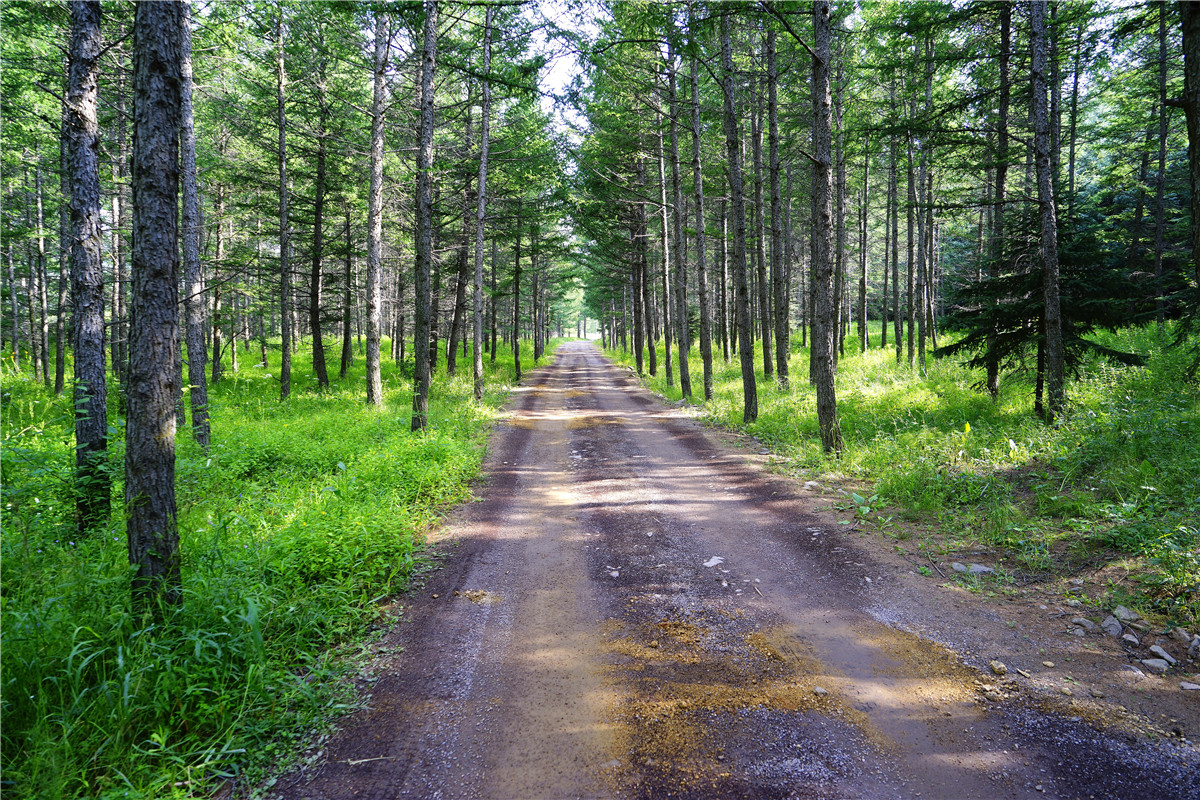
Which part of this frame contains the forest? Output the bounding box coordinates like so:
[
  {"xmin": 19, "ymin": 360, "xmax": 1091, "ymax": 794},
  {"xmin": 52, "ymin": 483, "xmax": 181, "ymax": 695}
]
[{"xmin": 1, "ymin": 1, "xmax": 1198, "ymax": 797}]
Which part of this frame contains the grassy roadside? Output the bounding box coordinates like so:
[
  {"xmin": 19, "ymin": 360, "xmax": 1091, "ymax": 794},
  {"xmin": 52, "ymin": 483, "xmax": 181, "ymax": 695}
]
[
  {"xmin": 1, "ymin": 338, "xmax": 556, "ymax": 800},
  {"xmin": 605, "ymin": 326, "xmax": 1199, "ymax": 625}
]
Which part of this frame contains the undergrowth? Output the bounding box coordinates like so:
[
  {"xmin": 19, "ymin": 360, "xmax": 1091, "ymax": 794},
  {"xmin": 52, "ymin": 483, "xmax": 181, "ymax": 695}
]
[
  {"xmin": 1, "ymin": 337, "xmax": 553, "ymax": 799},
  {"xmin": 608, "ymin": 324, "xmax": 1200, "ymax": 623}
]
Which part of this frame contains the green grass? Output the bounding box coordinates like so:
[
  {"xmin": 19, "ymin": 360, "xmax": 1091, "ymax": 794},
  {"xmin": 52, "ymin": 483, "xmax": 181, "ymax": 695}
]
[
  {"xmin": 1, "ymin": 337, "xmax": 554, "ymax": 799},
  {"xmin": 608, "ymin": 325, "xmax": 1200, "ymax": 622}
]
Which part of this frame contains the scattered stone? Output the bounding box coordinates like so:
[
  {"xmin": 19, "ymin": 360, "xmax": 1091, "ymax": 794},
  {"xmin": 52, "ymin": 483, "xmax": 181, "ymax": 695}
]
[
  {"xmin": 1043, "ymin": 661, "xmax": 1056, "ymax": 668},
  {"xmin": 1180, "ymin": 682, "xmax": 1200, "ymax": 691},
  {"xmin": 968, "ymin": 564, "xmax": 995, "ymax": 576},
  {"xmin": 1113, "ymin": 605, "xmax": 1139, "ymax": 623},
  {"xmin": 1140, "ymin": 659, "xmax": 1170, "ymax": 675},
  {"xmin": 1089, "ymin": 688, "xmax": 1106, "ymax": 698},
  {"xmin": 1169, "ymin": 627, "xmax": 1191, "ymax": 645},
  {"xmin": 609, "ymin": 571, "xmax": 620, "ymax": 578},
  {"xmin": 1064, "ymin": 599, "xmax": 1082, "ymax": 608},
  {"xmin": 803, "ymin": 481, "xmax": 820, "ymax": 490},
  {"xmin": 1101, "ymin": 616, "xmax": 1123, "ymax": 637},
  {"xmin": 1190, "ymin": 635, "xmax": 1200, "ymax": 660},
  {"xmin": 990, "ymin": 660, "xmax": 1008, "ymax": 676},
  {"xmin": 1071, "ymin": 617, "xmax": 1098, "ymax": 632},
  {"xmin": 951, "ymin": 562, "xmax": 969, "ymax": 574},
  {"xmin": 649, "ymin": 640, "xmax": 659, "ymax": 648},
  {"xmin": 984, "ymin": 691, "xmax": 1004, "ymax": 702},
  {"xmin": 1148, "ymin": 645, "xmax": 1177, "ymax": 666},
  {"xmin": 1070, "ymin": 628, "xmax": 1086, "ymax": 638},
  {"xmin": 1061, "ymin": 687, "xmax": 1073, "ymax": 696},
  {"xmin": 600, "ymin": 759, "xmax": 622, "ymax": 770},
  {"xmin": 703, "ymin": 556, "xmax": 725, "ymax": 568},
  {"xmin": 431, "ymin": 594, "xmax": 440, "ymax": 599},
  {"xmin": 1016, "ymin": 668, "xmax": 1033, "ymax": 679},
  {"xmin": 1070, "ymin": 578, "xmax": 1085, "ymax": 586},
  {"xmin": 1129, "ymin": 620, "xmax": 1150, "ymax": 632},
  {"xmin": 1122, "ymin": 634, "xmax": 1141, "ymax": 647},
  {"xmin": 813, "ymin": 686, "xmax": 828, "ymax": 696}
]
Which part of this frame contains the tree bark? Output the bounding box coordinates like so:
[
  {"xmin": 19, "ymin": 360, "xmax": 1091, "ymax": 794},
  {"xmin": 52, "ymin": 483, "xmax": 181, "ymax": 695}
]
[
  {"xmin": 1153, "ymin": 3, "xmax": 1168, "ymax": 325},
  {"xmin": 656, "ymin": 125, "xmax": 674, "ymax": 386},
  {"xmin": 768, "ymin": 27, "xmax": 788, "ymax": 386},
  {"xmin": 1181, "ymin": 1, "xmax": 1200, "ymax": 292},
  {"xmin": 721, "ymin": 13, "xmax": 757, "ymax": 422},
  {"xmin": 988, "ymin": 3, "xmax": 1010, "ymax": 400},
  {"xmin": 690, "ymin": 18, "xmax": 714, "ymax": 400},
  {"xmin": 181, "ymin": 4, "xmax": 210, "ymax": 447},
  {"xmin": 128, "ymin": 0, "xmax": 183, "ymax": 613},
  {"xmin": 811, "ymin": 1, "xmax": 843, "ymax": 454},
  {"xmin": 858, "ymin": 131, "xmax": 870, "ymax": 353},
  {"xmin": 473, "ymin": 6, "xmax": 492, "ymax": 399},
  {"xmin": 67, "ymin": 0, "xmax": 110, "ymax": 533},
  {"xmin": 752, "ymin": 61, "xmax": 772, "ymax": 379},
  {"xmin": 340, "ymin": 207, "xmax": 354, "ymax": 378},
  {"xmin": 448, "ymin": 100, "xmax": 472, "ymax": 376},
  {"xmin": 1031, "ymin": 0, "xmax": 1065, "ymax": 420},
  {"xmin": 366, "ymin": 12, "xmax": 387, "ymax": 405},
  {"xmin": 668, "ymin": 48, "xmax": 691, "ymax": 398},
  {"xmin": 276, "ymin": 10, "xmax": 291, "ymax": 400},
  {"xmin": 412, "ymin": 0, "xmax": 437, "ymax": 430},
  {"xmin": 55, "ymin": 106, "xmax": 69, "ymax": 395},
  {"xmin": 310, "ymin": 100, "xmax": 330, "ymax": 388}
]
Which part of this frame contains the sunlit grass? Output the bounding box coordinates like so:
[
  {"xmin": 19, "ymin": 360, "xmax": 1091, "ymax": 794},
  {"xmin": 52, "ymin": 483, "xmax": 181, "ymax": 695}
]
[
  {"xmin": 1, "ymin": 336, "xmax": 551, "ymax": 799},
  {"xmin": 608, "ymin": 325, "xmax": 1200, "ymax": 622}
]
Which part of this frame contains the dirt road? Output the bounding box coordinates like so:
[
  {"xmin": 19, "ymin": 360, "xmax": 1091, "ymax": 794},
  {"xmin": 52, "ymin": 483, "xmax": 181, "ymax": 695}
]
[{"xmin": 275, "ymin": 342, "xmax": 1198, "ymax": 800}]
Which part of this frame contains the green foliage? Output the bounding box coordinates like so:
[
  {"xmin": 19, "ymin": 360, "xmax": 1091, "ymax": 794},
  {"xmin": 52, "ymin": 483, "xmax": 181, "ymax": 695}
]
[
  {"xmin": 608, "ymin": 325, "xmax": 1200, "ymax": 622},
  {"xmin": 1, "ymin": 339, "xmax": 548, "ymax": 799}
]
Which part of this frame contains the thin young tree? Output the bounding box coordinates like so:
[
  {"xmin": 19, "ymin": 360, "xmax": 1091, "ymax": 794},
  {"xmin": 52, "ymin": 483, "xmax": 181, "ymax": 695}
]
[
  {"xmin": 127, "ymin": 0, "xmax": 184, "ymax": 613},
  {"xmin": 65, "ymin": 0, "xmax": 110, "ymax": 532},
  {"xmin": 365, "ymin": 11, "xmax": 387, "ymax": 406},
  {"xmin": 181, "ymin": 1, "xmax": 210, "ymax": 447},
  {"xmin": 1031, "ymin": 0, "xmax": 1065, "ymax": 421},
  {"xmin": 721, "ymin": 11, "xmax": 757, "ymax": 422},
  {"xmin": 473, "ymin": 5, "xmax": 493, "ymax": 400}
]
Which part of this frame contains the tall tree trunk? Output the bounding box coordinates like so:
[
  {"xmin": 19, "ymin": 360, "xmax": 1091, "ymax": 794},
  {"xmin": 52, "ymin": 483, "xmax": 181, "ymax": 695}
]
[
  {"xmin": 111, "ymin": 52, "xmax": 128, "ymax": 389},
  {"xmin": 633, "ymin": 163, "xmax": 646, "ymax": 376},
  {"xmin": 7, "ymin": 245, "xmax": 20, "ymax": 368},
  {"xmin": 448, "ymin": 100, "xmax": 472, "ymax": 376},
  {"xmin": 811, "ymin": 1, "xmax": 843, "ymax": 454},
  {"xmin": 310, "ymin": 105, "xmax": 330, "ymax": 388},
  {"xmin": 988, "ymin": 3, "xmax": 1010, "ymax": 400},
  {"xmin": 905, "ymin": 121, "xmax": 916, "ymax": 367},
  {"xmin": 656, "ymin": 126, "xmax": 674, "ymax": 386},
  {"xmin": 55, "ymin": 107, "xmax": 69, "ymax": 395},
  {"xmin": 490, "ymin": 238, "xmax": 498, "ymax": 364},
  {"xmin": 1153, "ymin": 3, "xmax": 1168, "ymax": 326},
  {"xmin": 512, "ymin": 199, "xmax": 523, "ymax": 381},
  {"xmin": 1180, "ymin": 1, "xmax": 1200, "ymax": 297},
  {"xmin": 33, "ymin": 156, "xmax": 51, "ymax": 387},
  {"xmin": 128, "ymin": 0, "xmax": 183, "ymax": 613},
  {"xmin": 690, "ymin": 19, "xmax": 714, "ymax": 400},
  {"xmin": 881, "ymin": 142, "xmax": 891, "ymax": 349},
  {"xmin": 473, "ymin": 6, "xmax": 492, "ymax": 399},
  {"xmin": 752, "ymin": 65, "xmax": 772, "ymax": 379},
  {"xmin": 833, "ymin": 42, "xmax": 846, "ymax": 361},
  {"xmin": 858, "ymin": 131, "xmax": 870, "ymax": 353},
  {"xmin": 668, "ymin": 50, "xmax": 691, "ymax": 398},
  {"xmin": 276, "ymin": 11, "xmax": 291, "ymax": 400},
  {"xmin": 1031, "ymin": 0, "xmax": 1065, "ymax": 421},
  {"xmin": 719, "ymin": 196, "xmax": 730, "ymax": 362},
  {"xmin": 366, "ymin": 12, "xmax": 387, "ymax": 404},
  {"xmin": 768, "ymin": 28, "xmax": 788, "ymax": 386},
  {"xmin": 721, "ymin": 13, "xmax": 756, "ymax": 422},
  {"xmin": 181, "ymin": 5, "xmax": 210, "ymax": 447},
  {"xmin": 412, "ymin": 0, "xmax": 437, "ymax": 430},
  {"xmin": 212, "ymin": 193, "xmax": 225, "ymax": 384},
  {"xmin": 67, "ymin": 0, "xmax": 110, "ymax": 533},
  {"xmin": 340, "ymin": 208, "xmax": 353, "ymax": 377}
]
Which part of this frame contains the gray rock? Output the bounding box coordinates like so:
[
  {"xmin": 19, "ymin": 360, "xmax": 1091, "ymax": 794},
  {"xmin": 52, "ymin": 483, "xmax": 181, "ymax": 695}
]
[
  {"xmin": 951, "ymin": 562, "xmax": 969, "ymax": 574},
  {"xmin": 1122, "ymin": 633, "xmax": 1141, "ymax": 647},
  {"xmin": 813, "ymin": 686, "xmax": 828, "ymax": 696},
  {"xmin": 1070, "ymin": 578, "xmax": 1085, "ymax": 586},
  {"xmin": 1180, "ymin": 682, "xmax": 1200, "ymax": 691},
  {"xmin": 1071, "ymin": 617, "xmax": 1098, "ymax": 632},
  {"xmin": 1148, "ymin": 645, "xmax": 1177, "ymax": 666},
  {"xmin": 1190, "ymin": 635, "xmax": 1200, "ymax": 659},
  {"xmin": 1064, "ymin": 599, "xmax": 1082, "ymax": 608},
  {"xmin": 1113, "ymin": 605, "xmax": 1140, "ymax": 622},
  {"xmin": 968, "ymin": 564, "xmax": 995, "ymax": 575},
  {"xmin": 1169, "ymin": 627, "xmax": 1191, "ymax": 645},
  {"xmin": 1101, "ymin": 616, "xmax": 1123, "ymax": 637},
  {"xmin": 1140, "ymin": 658, "xmax": 1170, "ymax": 674},
  {"xmin": 1070, "ymin": 628, "xmax": 1086, "ymax": 638},
  {"xmin": 990, "ymin": 660, "xmax": 1008, "ymax": 676}
]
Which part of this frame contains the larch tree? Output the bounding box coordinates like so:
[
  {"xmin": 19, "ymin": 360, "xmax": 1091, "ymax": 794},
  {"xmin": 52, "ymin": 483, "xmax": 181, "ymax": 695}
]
[
  {"xmin": 65, "ymin": 0, "xmax": 110, "ymax": 532},
  {"xmin": 411, "ymin": 0, "xmax": 438, "ymax": 432},
  {"xmin": 127, "ymin": 0, "xmax": 184, "ymax": 613}
]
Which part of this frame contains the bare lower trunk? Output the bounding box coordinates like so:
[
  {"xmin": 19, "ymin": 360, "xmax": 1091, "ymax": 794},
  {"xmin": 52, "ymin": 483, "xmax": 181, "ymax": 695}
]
[
  {"xmin": 67, "ymin": 0, "xmax": 110, "ymax": 532},
  {"xmin": 181, "ymin": 6, "xmax": 210, "ymax": 446},
  {"xmin": 474, "ymin": 11, "xmax": 492, "ymax": 398},
  {"xmin": 812, "ymin": 1, "xmax": 843, "ymax": 454},
  {"xmin": 366, "ymin": 12, "xmax": 388, "ymax": 405},
  {"xmin": 276, "ymin": 12, "xmax": 291, "ymax": 400},
  {"xmin": 127, "ymin": 0, "xmax": 183, "ymax": 613},
  {"xmin": 768, "ymin": 29, "xmax": 788, "ymax": 386},
  {"xmin": 721, "ymin": 13, "xmax": 756, "ymax": 423},
  {"xmin": 411, "ymin": 1, "xmax": 437, "ymax": 430},
  {"xmin": 690, "ymin": 20, "xmax": 713, "ymax": 400}
]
